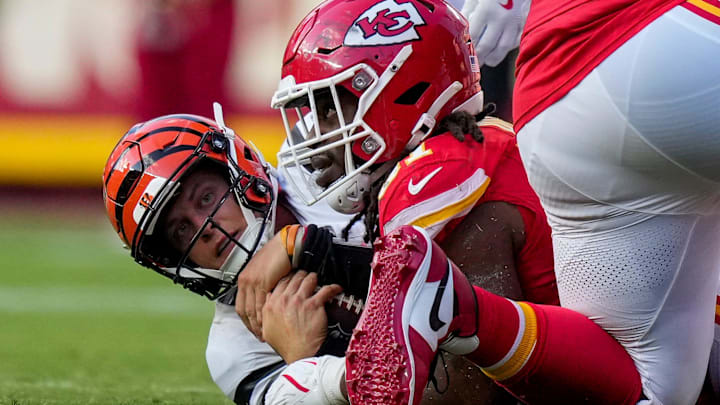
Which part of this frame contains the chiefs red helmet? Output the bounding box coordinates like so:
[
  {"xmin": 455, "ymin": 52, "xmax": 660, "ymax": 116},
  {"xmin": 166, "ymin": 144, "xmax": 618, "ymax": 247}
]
[
  {"xmin": 102, "ymin": 106, "xmax": 277, "ymax": 299},
  {"xmin": 272, "ymin": 0, "xmax": 483, "ymax": 213}
]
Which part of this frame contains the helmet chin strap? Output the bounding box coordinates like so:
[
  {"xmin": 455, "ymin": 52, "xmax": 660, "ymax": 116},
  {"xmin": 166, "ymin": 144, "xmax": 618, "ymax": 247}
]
[
  {"xmin": 161, "ymin": 221, "xmax": 267, "ymax": 283},
  {"xmin": 171, "ymin": 220, "xmax": 262, "ymax": 284},
  {"xmin": 218, "ymin": 218, "xmax": 267, "ymax": 277},
  {"xmin": 326, "ymin": 160, "xmax": 397, "ymax": 214},
  {"xmin": 163, "ymin": 265, "xmax": 231, "ymax": 282},
  {"xmin": 407, "ymin": 81, "xmax": 464, "ymax": 152},
  {"xmin": 326, "ymin": 173, "xmax": 370, "ymax": 214}
]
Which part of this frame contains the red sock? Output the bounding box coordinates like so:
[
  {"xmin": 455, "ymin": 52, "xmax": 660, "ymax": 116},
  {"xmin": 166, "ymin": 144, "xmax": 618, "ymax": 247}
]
[{"xmin": 466, "ymin": 286, "xmax": 643, "ymax": 404}]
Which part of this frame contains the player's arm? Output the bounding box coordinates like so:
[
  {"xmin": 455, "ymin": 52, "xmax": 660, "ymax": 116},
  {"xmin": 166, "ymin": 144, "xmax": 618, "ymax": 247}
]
[
  {"xmin": 209, "ymin": 294, "xmax": 351, "ymax": 405},
  {"xmin": 235, "ymin": 232, "xmax": 295, "ymax": 337},
  {"xmin": 430, "ymin": 201, "xmax": 526, "ymax": 404},
  {"xmin": 236, "ymin": 224, "xmax": 372, "ymax": 339},
  {"xmin": 261, "ymin": 270, "xmax": 342, "ymax": 363},
  {"xmin": 235, "ymin": 355, "xmax": 348, "ymax": 405},
  {"xmin": 205, "ymin": 301, "xmax": 287, "ymax": 405},
  {"xmin": 264, "ymin": 355, "xmax": 348, "ymax": 405},
  {"xmin": 258, "ymin": 255, "xmax": 354, "ymax": 405},
  {"xmin": 440, "ymin": 200, "xmax": 524, "ymax": 300},
  {"xmin": 235, "ymin": 224, "xmax": 342, "ymax": 337}
]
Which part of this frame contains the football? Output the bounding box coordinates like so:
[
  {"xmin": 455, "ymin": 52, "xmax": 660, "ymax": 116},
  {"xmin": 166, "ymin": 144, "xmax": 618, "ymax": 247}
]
[{"xmin": 319, "ymin": 292, "xmax": 365, "ymax": 357}]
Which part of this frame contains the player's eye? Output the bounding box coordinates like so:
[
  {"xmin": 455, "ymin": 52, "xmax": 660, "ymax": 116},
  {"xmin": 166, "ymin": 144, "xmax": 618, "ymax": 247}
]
[
  {"xmin": 173, "ymin": 221, "xmax": 194, "ymax": 246},
  {"xmin": 200, "ymin": 192, "xmax": 214, "ymax": 206},
  {"xmin": 176, "ymin": 222, "xmax": 188, "ymax": 238}
]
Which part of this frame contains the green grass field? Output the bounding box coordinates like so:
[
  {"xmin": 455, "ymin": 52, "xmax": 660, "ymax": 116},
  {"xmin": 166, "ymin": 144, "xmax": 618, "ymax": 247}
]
[{"xmin": 0, "ymin": 202, "xmax": 233, "ymax": 405}]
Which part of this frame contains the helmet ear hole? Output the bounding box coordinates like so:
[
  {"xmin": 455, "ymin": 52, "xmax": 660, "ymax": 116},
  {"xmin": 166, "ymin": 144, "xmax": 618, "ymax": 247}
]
[
  {"xmin": 116, "ymin": 168, "xmax": 142, "ymax": 204},
  {"xmin": 244, "ymin": 147, "xmax": 255, "ymax": 162},
  {"xmin": 318, "ymin": 46, "xmax": 341, "ymax": 55},
  {"xmin": 394, "ymin": 82, "xmax": 431, "ymax": 105},
  {"xmin": 415, "ymin": 0, "xmax": 435, "ymax": 12}
]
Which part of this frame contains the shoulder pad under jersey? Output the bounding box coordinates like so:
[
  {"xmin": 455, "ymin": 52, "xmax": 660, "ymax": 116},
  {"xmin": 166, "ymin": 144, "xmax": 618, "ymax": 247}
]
[{"xmin": 378, "ymin": 133, "xmax": 491, "ymax": 238}]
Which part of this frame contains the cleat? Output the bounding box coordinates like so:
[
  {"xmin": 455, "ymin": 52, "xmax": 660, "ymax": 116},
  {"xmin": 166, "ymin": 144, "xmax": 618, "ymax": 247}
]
[{"xmin": 345, "ymin": 225, "xmax": 479, "ymax": 405}]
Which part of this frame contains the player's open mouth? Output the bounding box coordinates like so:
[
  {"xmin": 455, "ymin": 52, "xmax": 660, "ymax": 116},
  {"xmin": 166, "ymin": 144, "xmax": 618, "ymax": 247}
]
[
  {"xmin": 312, "ymin": 164, "xmax": 344, "ymax": 188},
  {"xmin": 216, "ymin": 231, "xmax": 239, "ymax": 258},
  {"xmin": 309, "ymin": 150, "xmax": 345, "ymax": 188}
]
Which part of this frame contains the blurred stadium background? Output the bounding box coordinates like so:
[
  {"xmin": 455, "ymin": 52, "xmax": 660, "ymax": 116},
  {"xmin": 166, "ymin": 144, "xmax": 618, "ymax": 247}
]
[{"xmin": 0, "ymin": 0, "xmax": 318, "ymax": 403}]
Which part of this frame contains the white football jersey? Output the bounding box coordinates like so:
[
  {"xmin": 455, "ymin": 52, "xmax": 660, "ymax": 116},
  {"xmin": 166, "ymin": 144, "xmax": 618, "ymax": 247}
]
[
  {"xmin": 276, "ymin": 143, "xmax": 367, "ymax": 244},
  {"xmin": 206, "ymin": 153, "xmax": 366, "ymax": 404}
]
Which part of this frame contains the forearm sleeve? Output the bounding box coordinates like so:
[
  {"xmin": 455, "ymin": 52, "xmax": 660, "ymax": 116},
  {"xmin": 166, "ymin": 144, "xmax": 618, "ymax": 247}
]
[{"xmin": 264, "ymin": 355, "xmax": 348, "ymax": 405}]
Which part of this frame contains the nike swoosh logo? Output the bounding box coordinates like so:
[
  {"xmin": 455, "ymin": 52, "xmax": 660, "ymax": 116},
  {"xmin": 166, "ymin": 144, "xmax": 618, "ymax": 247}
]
[
  {"xmin": 500, "ymin": 0, "xmax": 513, "ymax": 10},
  {"xmin": 429, "ymin": 262, "xmax": 450, "ymax": 332},
  {"xmin": 408, "ymin": 166, "xmax": 443, "ymax": 195}
]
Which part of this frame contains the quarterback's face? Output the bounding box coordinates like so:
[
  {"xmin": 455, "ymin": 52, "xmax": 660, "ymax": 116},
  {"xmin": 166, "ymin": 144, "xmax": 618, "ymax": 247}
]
[
  {"xmin": 310, "ymin": 89, "xmax": 359, "ymax": 188},
  {"xmin": 163, "ymin": 167, "xmax": 247, "ymax": 270}
]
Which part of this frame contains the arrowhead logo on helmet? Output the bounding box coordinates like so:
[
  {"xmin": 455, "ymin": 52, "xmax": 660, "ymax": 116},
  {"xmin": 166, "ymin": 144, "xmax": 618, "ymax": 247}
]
[{"xmin": 345, "ymin": 0, "xmax": 426, "ymax": 46}]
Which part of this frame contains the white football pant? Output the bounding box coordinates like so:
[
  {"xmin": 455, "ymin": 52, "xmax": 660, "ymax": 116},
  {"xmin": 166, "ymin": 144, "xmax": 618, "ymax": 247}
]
[{"xmin": 518, "ymin": 5, "xmax": 720, "ymax": 405}]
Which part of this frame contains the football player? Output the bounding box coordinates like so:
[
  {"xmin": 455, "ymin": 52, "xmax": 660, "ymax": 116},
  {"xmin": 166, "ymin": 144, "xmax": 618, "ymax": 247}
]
[
  {"xmin": 237, "ymin": 1, "xmax": 645, "ymax": 404},
  {"xmin": 101, "ymin": 108, "xmax": 375, "ymax": 404},
  {"xmin": 514, "ymin": 0, "xmax": 720, "ymax": 404}
]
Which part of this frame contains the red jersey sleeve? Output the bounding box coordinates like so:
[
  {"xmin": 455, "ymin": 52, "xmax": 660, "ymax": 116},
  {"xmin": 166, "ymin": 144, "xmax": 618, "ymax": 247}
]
[
  {"xmin": 377, "ymin": 133, "xmax": 492, "ymax": 239},
  {"xmin": 377, "ymin": 119, "xmax": 558, "ymax": 305}
]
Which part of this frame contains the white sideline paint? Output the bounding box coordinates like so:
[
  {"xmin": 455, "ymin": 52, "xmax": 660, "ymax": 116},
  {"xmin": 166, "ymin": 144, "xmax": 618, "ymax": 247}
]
[
  {"xmin": 0, "ymin": 379, "xmax": 217, "ymax": 394},
  {"xmin": 0, "ymin": 286, "xmax": 211, "ymax": 316}
]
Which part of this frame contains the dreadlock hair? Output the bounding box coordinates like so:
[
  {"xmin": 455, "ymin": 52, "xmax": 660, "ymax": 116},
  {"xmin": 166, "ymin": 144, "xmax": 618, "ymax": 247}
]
[
  {"xmin": 341, "ymin": 103, "xmax": 497, "ymax": 243},
  {"xmin": 433, "ymin": 102, "xmax": 496, "ymax": 142}
]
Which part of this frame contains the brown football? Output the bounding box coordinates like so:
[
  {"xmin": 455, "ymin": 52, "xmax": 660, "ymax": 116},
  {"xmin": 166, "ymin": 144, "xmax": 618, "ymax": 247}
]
[{"xmin": 319, "ymin": 292, "xmax": 365, "ymax": 357}]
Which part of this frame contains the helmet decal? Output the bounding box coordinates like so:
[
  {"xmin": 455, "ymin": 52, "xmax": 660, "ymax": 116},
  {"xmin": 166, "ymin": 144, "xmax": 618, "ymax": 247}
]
[
  {"xmin": 132, "ymin": 176, "xmax": 166, "ymax": 227},
  {"xmin": 345, "ymin": 0, "xmax": 426, "ymax": 46}
]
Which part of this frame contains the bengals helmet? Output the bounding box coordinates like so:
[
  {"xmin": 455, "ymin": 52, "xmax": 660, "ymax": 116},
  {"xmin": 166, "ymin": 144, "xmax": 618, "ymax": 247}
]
[
  {"xmin": 102, "ymin": 106, "xmax": 277, "ymax": 299},
  {"xmin": 272, "ymin": 0, "xmax": 483, "ymax": 213}
]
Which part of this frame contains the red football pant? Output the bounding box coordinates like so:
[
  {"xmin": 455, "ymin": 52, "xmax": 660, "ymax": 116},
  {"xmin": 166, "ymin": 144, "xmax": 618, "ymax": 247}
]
[{"xmin": 467, "ymin": 286, "xmax": 643, "ymax": 404}]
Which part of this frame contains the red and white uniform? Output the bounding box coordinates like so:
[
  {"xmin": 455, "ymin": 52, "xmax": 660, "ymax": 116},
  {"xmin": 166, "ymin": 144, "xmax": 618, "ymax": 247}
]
[
  {"xmin": 267, "ymin": 119, "xmax": 559, "ymax": 404},
  {"xmin": 378, "ymin": 117, "xmax": 557, "ymax": 306},
  {"xmin": 515, "ymin": 1, "xmax": 720, "ymax": 404},
  {"xmin": 514, "ymin": 0, "xmax": 685, "ymax": 132}
]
